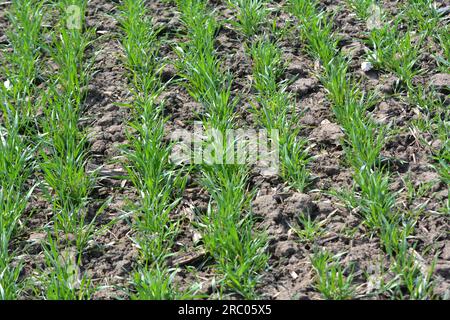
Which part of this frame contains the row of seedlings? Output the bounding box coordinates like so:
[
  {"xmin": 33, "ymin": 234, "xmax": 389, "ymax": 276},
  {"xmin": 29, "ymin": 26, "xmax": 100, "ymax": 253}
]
[
  {"xmin": 229, "ymin": 0, "xmax": 330, "ymax": 271},
  {"xmin": 174, "ymin": 0, "xmax": 269, "ymax": 298},
  {"xmin": 229, "ymin": 0, "xmax": 312, "ymax": 191},
  {"xmin": 117, "ymin": 0, "xmax": 194, "ymax": 299},
  {"xmin": 229, "ymin": 0, "xmax": 356, "ymax": 298},
  {"xmin": 287, "ymin": 0, "xmax": 435, "ymax": 299},
  {"xmin": 36, "ymin": 0, "xmax": 98, "ymax": 299},
  {"xmin": 358, "ymin": 1, "xmax": 449, "ymax": 213},
  {"xmin": 0, "ymin": 0, "xmax": 44, "ymax": 299}
]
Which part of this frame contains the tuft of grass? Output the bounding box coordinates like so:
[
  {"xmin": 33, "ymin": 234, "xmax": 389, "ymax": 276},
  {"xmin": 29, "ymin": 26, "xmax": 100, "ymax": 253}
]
[
  {"xmin": 227, "ymin": 0, "xmax": 269, "ymax": 37},
  {"xmin": 38, "ymin": 236, "xmax": 95, "ymax": 300},
  {"xmin": 401, "ymin": 174, "xmax": 435, "ymax": 206},
  {"xmin": 175, "ymin": 0, "xmax": 237, "ymax": 131},
  {"xmin": 39, "ymin": 5, "xmax": 97, "ymax": 249},
  {"xmin": 367, "ymin": 24, "xmax": 422, "ymax": 89},
  {"xmin": 287, "ymin": 1, "xmax": 439, "ymax": 299},
  {"xmin": 345, "ymin": 0, "xmax": 377, "ymax": 21},
  {"xmin": 434, "ymin": 26, "xmax": 449, "ymax": 72},
  {"xmin": 288, "ymin": 1, "xmax": 393, "ymax": 231},
  {"xmin": 249, "ymin": 39, "xmax": 312, "ymax": 191},
  {"xmin": 131, "ymin": 266, "xmax": 202, "ymax": 300},
  {"xmin": 200, "ymin": 164, "xmax": 268, "ymax": 299},
  {"xmin": 0, "ymin": 120, "xmax": 36, "ymax": 299},
  {"xmin": 310, "ymin": 250, "xmax": 356, "ymax": 300},
  {"xmin": 249, "ymin": 40, "xmax": 285, "ymax": 96},
  {"xmin": 123, "ymin": 114, "xmax": 186, "ymax": 262},
  {"xmin": 287, "ymin": 0, "xmax": 317, "ymax": 23},
  {"xmin": 379, "ymin": 218, "xmax": 436, "ymax": 299},
  {"xmin": 279, "ymin": 133, "xmax": 311, "ymax": 191},
  {"xmin": 433, "ymin": 115, "xmax": 450, "ymax": 187},
  {"xmin": 402, "ymin": 0, "xmax": 442, "ymax": 36},
  {"xmin": 353, "ymin": 168, "xmax": 396, "ymax": 230},
  {"xmin": 1, "ymin": 0, "xmax": 44, "ymax": 128},
  {"xmin": 291, "ymin": 214, "xmax": 325, "ymax": 243}
]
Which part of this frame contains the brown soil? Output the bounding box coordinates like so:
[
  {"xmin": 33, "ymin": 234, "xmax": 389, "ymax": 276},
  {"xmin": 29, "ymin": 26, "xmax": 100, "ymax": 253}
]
[{"xmin": 4, "ymin": 0, "xmax": 449, "ymax": 299}]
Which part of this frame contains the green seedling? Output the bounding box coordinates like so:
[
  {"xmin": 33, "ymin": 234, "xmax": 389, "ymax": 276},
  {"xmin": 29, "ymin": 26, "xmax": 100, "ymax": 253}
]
[
  {"xmin": 249, "ymin": 39, "xmax": 311, "ymax": 191},
  {"xmin": 39, "ymin": 236, "xmax": 95, "ymax": 300},
  {"xmin": 200, "ymin": 164, "xmax": 268, "ymax": 299},
  {"xmin": 310, "ymin": 250, "xmax": 356, "ymax": 300},
  {"xmin": 131, "ymin": 266, "xmax": 202, "ymax": 300},
  {"xmin": 291, "ymin": 214, "xmax": 325, "ymax": 243},
  {"xmin": 402, "ymin": 0, "xmax": 442, "ymax": 36},
  {"xmin": 345, "ymin": 0, "xmax": 377, "ymax": 21},
  {"xmin": 227, "ymin": 0, "xmax": 269, "ymax": 37}
]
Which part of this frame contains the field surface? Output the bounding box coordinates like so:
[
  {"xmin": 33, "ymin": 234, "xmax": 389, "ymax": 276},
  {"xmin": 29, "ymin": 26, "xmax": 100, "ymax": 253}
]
[{"xmin": 0, "ymin": 0, "xmax": 449, "ymax": 300}]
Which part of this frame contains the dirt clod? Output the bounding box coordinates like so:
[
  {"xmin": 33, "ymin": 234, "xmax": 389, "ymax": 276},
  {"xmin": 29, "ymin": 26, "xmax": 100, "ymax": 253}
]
[
  {"xmin": 289, "ymin": 77, "xmax": 318, "ymax": 96},
  {"xmin": 310, "ymin": 120, "xmax": 344, "ymax": 146},
  {"xmin": 283, "ymin": 193, "xmax": 318, "ymax": 219},
  {"xmin": 430, "ymin": 73, "xmax": 450, "ymax": 93}
]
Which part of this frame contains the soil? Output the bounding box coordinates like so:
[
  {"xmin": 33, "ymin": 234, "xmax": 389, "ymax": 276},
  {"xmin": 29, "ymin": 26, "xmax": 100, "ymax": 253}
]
[{"xmin": 3, "ymin": 0, "xmax": 449, "ymax": 299}]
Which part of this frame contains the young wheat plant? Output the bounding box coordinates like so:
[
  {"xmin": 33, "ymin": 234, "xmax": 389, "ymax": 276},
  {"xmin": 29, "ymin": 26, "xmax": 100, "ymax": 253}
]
[
  {"xmin": 175, "ymin": 0, "xmax": 269, "ymax": 299},
  {"xmin": 0, "ymin": 0, "xmax": 43, "ymax": 299},
  {"xmin": 36, "ymin": 0, "xmax": 98, "ymax": 299},
  {"xmin": 118, "ymin": 0, "xmax": 197, "ymax": 299}
]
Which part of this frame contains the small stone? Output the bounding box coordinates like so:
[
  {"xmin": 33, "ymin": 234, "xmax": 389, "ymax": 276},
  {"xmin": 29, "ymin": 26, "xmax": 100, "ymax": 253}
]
[
  {"xmin": 323, "ymin": 165, "xmax": 340, "ymax": 176},
  {"xmin": 377, "ymin": 76, "xmax": 399, "ymax": 94},
  {"xmin": 286, "ymin": 59, "xmax": 307, "ymax": 76},
  {"xmin": 317, "ymin": 201, "xmax": 334, "ymax": 214},
  {"xmin": 373, "ymin": 102, "xmax": 391, "ymax": 124},
  {"xmin": 378, "ymin": 101, "xmax": 390, "ymax": 112},
  {"xmin": 161, "ymin": 64, "xmax": 177, "ymax": 82},
  {"xmin": 28, "ymin": 232, "xmax": 47, "ymax": 243},
  {"xmin": 3, "ymin": 79, "xmax": 11, "ymax": 90},
  {"xmin": 342, "ymin": 42, "xmax": 366, "ymax": 57},
  {"xmin": 193, "ymin": 232, "xmax": 202, "ymax": 245},
  {"xmin": 361, "ymin": 61, "xmax": 373, "ymax": 72},
  {"xmin": 431, "ymin": 139, "xmax": 442, "ymax": 152},
  {"xmin": 290, "ymin": 270, "xmax": 299, "ymax": 280},
  {"xmin": 106, "ymin": 125, "xmax": 122, "ymax": 134},
  {"xmin": 416, "ymin": 171, "xmax": 440, "ymax": 185},
  {"xmin": 260, "ymin": 167, "xmax": 278, "ymax": 177},
  {"xmin": 111, "ymin": 132, "xmax": 124, "ymax": 142},
  {"xmin": 300, "ymin": 114, "xmax": 318, "ymax": 126},
  {"xmin": 115, "ymin": 260, "xmax": 132, "ymax": 274}
]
